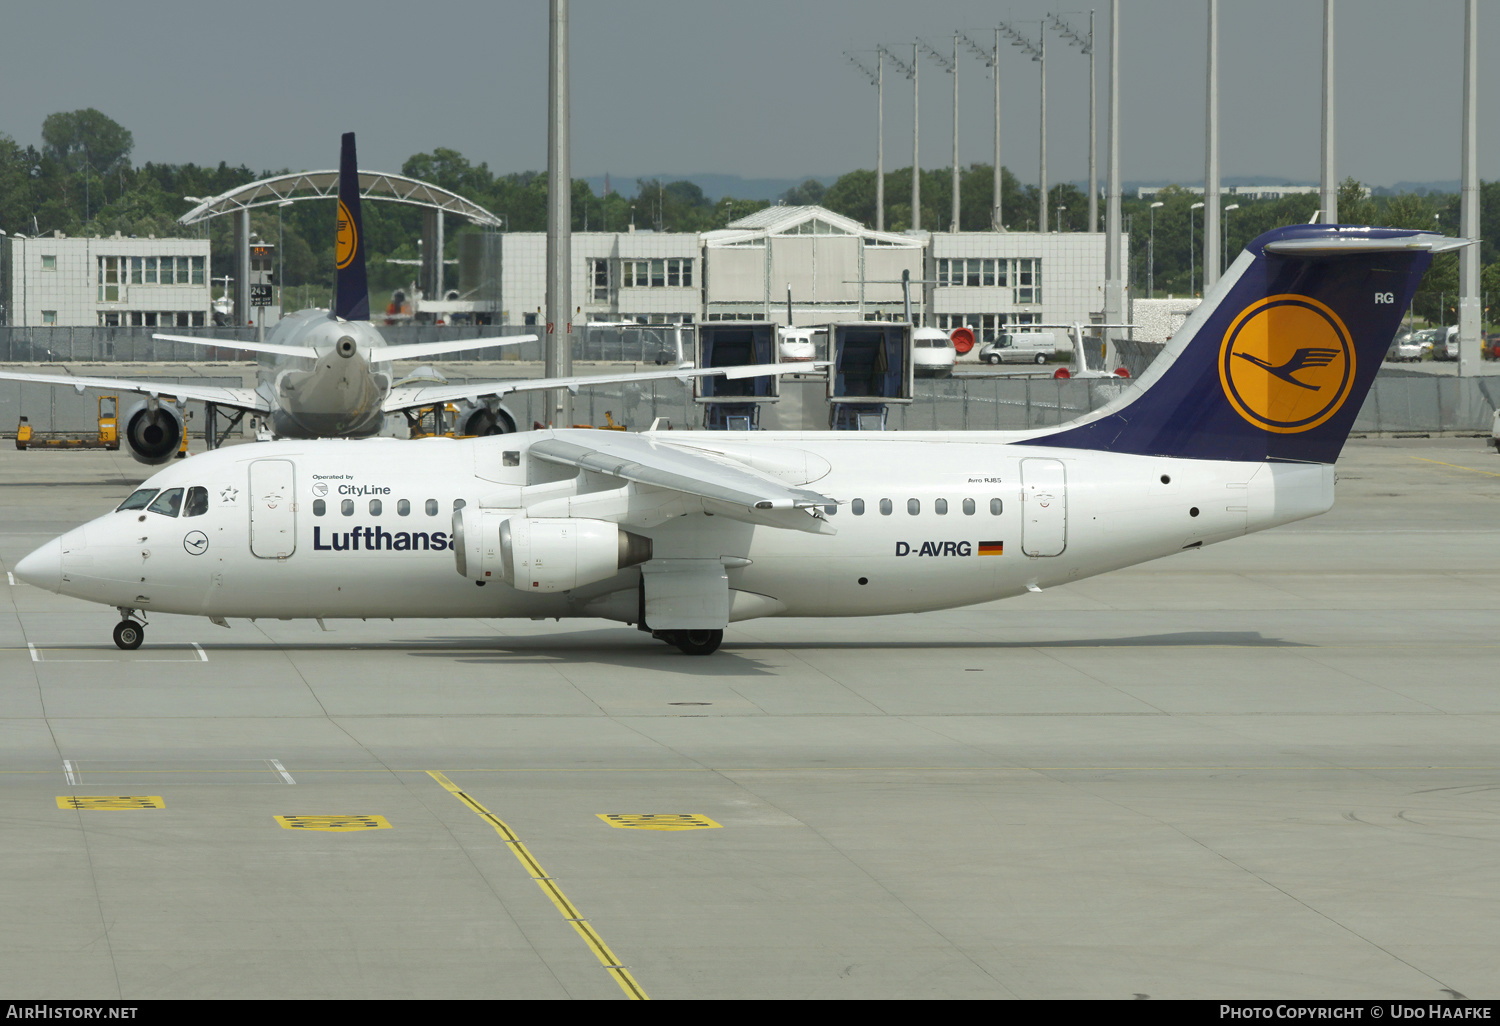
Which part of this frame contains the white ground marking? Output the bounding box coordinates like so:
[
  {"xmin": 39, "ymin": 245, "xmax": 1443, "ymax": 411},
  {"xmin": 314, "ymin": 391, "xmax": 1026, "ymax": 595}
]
[{"xmin": 268, "ymin": 759, "xmax": 296, "ymax": 785}]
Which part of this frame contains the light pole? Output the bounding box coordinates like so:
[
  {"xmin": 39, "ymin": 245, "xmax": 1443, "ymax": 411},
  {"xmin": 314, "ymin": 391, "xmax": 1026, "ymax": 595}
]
[
  {"xmin": 277, "ymin": 200, "xmax": 292, "ymax": 317},
  {"xmin": 918, "ymin": 38, "xmax": 959, "ymax": 231},
  {"xmin": 1190, "ymin": 201, "xmax": 1205, "ymax": 297},
  {"xmin": 1222, "ymin": 203, "xmax": 1239, "ymax": 271},
  {"xmin": 959, "ymin": 30, "xmax": 1004, "ymax": 230},
  {"xmin": 1148, "ymin": 201, "xmax": 1164, "ymax": 298},
  {"xmin": 844, "ymin": 49, "xmax": 885, "ymax": 231},
  {"xmin": 999, "ymin": 21, "xmax": 1046, "ymax": 231},
  {"xmin": 1049, "ymin": 11, "xmax": 1097, "ymax": 232}
]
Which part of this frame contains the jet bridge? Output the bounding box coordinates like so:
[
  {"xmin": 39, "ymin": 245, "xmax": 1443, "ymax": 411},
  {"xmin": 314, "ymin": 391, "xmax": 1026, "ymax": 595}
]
[
  {"xmin": 826, "ymin": 322, "xmax": 913, "ymax": 430},
  {"xmin": 694, "ymin": 322, "xmax": 780, "ymax": 429}
]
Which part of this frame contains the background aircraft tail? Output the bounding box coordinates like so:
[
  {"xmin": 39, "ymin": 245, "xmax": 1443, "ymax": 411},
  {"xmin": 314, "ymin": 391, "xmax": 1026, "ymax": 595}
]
[
  {"xmin": 1032, "ymin": 225, "xmax": 1463, "ymax": 464},
  {"xmin": 333, "ymin": 132, "xmax": 370, "ymax": 321}
]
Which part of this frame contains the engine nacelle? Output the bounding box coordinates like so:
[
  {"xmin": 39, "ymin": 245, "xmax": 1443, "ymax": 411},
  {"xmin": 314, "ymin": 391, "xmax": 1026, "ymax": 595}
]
[
  {"xmin": 121, "ymin": 400, "xmax": 185, "ymax": 465},
  {"xmin": 452, "ymin": 511, "xmax": 652, "ymax": 592},
  {"xmin": 454, "ymin": 401, "xmax": 517, "ymax": 436}
]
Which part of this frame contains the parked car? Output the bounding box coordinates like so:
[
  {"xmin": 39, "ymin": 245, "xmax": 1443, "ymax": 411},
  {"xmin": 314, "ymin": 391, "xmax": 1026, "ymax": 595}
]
[
  {"xmin": 912, "ymin": 327, "xmax": 957, "ymax": 377},
  {"xmin": 1438, "ymin": 325, "xmax": 1459, "ymax": 361},
  {"xmin": 1389, "ymin": 328, "xmax": 1437, "ymax": 362},
  {"xmin": 978, "ymin": 332, "xmax": 1058, "ymax": 365}
]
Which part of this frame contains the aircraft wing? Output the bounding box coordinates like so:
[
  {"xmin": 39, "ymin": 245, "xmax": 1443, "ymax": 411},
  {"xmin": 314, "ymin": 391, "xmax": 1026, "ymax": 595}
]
[
  {"xmin": 151, "ymin": 333, "xmax": 321, "ymax": 360},
  {"xmin": 0, "ymin": 369, "xmax": 269, "ymax": 412},
  {"xmin": 381, "ymin": 362, "xmax": 830, "ymax": 414},
  {"xmin": 529, "ymin": 431, "xmax": 836, "ymax": 535},
  {"xmin": 370, "ymin": 335, "xmax": 539, "ymax": 362}
]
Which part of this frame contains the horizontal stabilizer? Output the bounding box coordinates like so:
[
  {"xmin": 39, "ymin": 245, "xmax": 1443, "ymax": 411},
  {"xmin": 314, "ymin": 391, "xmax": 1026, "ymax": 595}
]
[
  {"xmin": 151, "ymin": 334, "xmax": 320, "ymax": 360},
  {"xmin": 370, "ymin": 336, "xmax": 538, "ymax": 363},
  {"xmin": 0, "ymin": 369, "xmax": 267, "ymax": 411}
]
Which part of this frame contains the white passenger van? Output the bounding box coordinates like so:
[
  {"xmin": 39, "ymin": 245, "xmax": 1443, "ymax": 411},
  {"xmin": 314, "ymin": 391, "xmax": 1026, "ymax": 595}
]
[{"xmin": 978, "ymin": 332, "xmax": 1059, "ymax": 365}]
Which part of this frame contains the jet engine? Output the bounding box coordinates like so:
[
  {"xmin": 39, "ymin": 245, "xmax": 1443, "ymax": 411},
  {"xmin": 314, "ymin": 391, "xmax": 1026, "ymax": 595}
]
[
  {"xmin": 453, "ymin": 401, "xmax": 517, "ymax": 436},
  {"xmin": 121, "ymin": 400, "xmax": 185, "ymax": 465},
  {"xmin": 453, "ymin": 509, "xmax": 652, "ymax": 592}
]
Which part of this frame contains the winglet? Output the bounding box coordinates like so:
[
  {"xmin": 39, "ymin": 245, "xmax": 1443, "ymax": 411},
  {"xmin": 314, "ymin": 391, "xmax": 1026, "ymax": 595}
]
[{"xmin": 333, "ymin": 133, "xmax": 369, "ymax": 321}]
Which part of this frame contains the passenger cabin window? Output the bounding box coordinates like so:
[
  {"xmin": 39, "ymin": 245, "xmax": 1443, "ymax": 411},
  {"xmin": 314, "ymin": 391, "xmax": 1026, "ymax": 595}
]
[
  {"xmin": 313, "ymin": 499, "xmax": 326, "ymax": 517},
  {"xmin": 369, "ymin": 499, "xmax": 382, "ymax": 516},
  {"xmin": 935, "ymin": 498, "xmax": 948, "ymax": 515},
  {"xmin": 990, "ymin": 499, "xmax": 1003, "ymax": 515},
  {"xmin": 117, "ymin": 488, "xmax": 159, "ymax": 512},
  {"xmin": 147, "ymin": 488, "xmax": 184, "ymax": 517},
  {"xmin": 907, "ymin": 499, "xmax": 920, "ymax": 515},
  {"xmin": 453, "ymin": 499, "xmax": 466, "ymax": 510},
  {"xmin": 963, "ymin": 498, "xmax": 976, "ymax": 515},
  {"xmin": 425, "ymin": 499, "xmax": 439, "ymax": 516},
  {"xmin": 397, "ymin": 499, "xmax": 410, "ymax": 517},
  {"xmin": 503, "ymin": 451, "xmax": 520, "ymax": 467},
  {"xmin": 183, "ymin": 487, "xmax": 208, "ymax": 517},
  {"xmin": 879, "ymin": 499, "xmax": 893, "ymax": 516},
  {"xmin": 824, "ymin": 504, "xmax": 837, "ymax": 516},
  {"xmin": 851, "ymin": 498, "xmax": 865, "ymax": 516},
  {"xmin": 341, "ymin": 499, "xmax": 354, "ymax": 516}
]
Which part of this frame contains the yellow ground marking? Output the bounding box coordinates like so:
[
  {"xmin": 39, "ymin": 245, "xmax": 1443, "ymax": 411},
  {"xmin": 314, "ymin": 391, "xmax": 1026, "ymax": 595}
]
[
  {"xmin": 57, "ymin": 796, "xmax": 163, "ymax": 810},
  {"xmin": 427, "ymin": 770, "xmax": 647, "ymax": 1001},
  {"xmin": 598, "ymin": 814, "xmax": 721, "ymax": 831},
  {"xmin": 274, "ymin": 815, "xmax": 390, "ymax": 831},
  {"xmin": 1410, "ymin": 456, "xmax": 1500, "ymax": 479}
]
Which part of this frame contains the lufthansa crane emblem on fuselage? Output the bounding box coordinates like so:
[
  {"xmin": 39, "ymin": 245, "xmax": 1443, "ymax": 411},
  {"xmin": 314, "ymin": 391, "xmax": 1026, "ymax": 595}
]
[
  {"xmin": 183, "ymin": 531, "xmax": 209, "ymax": 556},
  {"xmin": 1218, "ymin": 294, "xmax": 1355, "ymax": 434}
]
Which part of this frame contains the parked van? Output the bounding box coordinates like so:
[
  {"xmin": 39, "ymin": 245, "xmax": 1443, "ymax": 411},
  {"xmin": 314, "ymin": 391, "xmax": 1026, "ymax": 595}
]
[{"xmin": 978, "ymin": 332, "xmax": 1058, "ymax": 365}]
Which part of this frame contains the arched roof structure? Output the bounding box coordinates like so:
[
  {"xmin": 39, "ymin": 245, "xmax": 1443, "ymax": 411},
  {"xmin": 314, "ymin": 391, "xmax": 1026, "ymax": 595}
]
[{"xmin": 177, "ymin": 170, "xmax": 502, "ymax": 227}]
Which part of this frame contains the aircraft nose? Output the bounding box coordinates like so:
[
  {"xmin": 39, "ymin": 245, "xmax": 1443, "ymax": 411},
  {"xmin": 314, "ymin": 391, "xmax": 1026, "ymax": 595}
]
[{"xmin": 14, "ymin": 536, "xmax": 63, "ymax": 593}]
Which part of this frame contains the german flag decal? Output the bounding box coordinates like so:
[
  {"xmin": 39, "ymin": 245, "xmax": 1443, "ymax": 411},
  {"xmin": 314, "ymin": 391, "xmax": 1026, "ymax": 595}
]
[{"xmin": 977, "ymin": 540, "xmax": 1004, "ymax": 556}]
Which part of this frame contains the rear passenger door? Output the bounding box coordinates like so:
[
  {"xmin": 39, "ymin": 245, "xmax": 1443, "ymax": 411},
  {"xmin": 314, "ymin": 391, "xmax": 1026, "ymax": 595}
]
[{"xmin": 249, "ymin": 459, "xmax": 296, "ymax": 559}]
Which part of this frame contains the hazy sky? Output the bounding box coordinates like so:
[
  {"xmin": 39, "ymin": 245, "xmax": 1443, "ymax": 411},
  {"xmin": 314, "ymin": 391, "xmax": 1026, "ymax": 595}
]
[{"xmin": 1, "ymin": 1, "xmax": 1491, "ymax": 189}]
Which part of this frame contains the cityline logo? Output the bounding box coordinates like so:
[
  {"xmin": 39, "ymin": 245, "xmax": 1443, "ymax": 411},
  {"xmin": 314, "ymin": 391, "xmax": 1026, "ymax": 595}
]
[{"xmin": 1218, "ymin": 294, "xmax": 1355, "ymax": 434}]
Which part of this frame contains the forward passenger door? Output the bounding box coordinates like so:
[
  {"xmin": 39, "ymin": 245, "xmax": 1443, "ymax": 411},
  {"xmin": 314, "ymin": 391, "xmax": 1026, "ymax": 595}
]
[{"xmin": 249, "ymin": 459, "xmax": 296, "ymax": 559}]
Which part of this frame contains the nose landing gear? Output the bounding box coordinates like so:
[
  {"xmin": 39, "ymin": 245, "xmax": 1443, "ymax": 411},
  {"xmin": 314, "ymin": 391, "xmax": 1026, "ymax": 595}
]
[{"xmin": 113, "ymin": 609, "xmax": 146, "ymax": 650}]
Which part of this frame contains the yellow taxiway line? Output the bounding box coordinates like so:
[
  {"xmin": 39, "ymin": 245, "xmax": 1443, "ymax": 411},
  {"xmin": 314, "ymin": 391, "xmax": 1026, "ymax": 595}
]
[
  {"xmin": 427, "ymin": 770, "xmax": 647, "ymax": 1001},
  {"xmin": 1410, "ymin": 455, "xmax": 1500, "ymax": 479}
]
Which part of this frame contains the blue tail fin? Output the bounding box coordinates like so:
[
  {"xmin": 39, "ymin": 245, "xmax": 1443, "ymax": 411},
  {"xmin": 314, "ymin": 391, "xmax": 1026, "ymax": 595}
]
[
  {"xmin": 1031, "ymin": 225, "xmax": 1461, "ymax": 464},
  {"xmin": 333, "ymin": 132, "xmax": 369, "ymax": 321}
]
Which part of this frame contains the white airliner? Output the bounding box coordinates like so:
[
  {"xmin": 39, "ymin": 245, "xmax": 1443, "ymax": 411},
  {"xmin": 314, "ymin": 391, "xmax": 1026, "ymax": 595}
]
[
  {"xmin": 0, "ymin": 133, "xmax": 800, "ymax": 459},
  {"xmin": 12, "ymin": 225, "xmax": 1460, "ymax": 655}
]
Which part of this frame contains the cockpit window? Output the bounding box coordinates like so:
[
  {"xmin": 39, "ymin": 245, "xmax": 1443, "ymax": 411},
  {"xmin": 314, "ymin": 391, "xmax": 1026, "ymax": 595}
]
[
  {"xmin": 183, "ymin": 487, "xmax": 208, "ymax": 517},
  {"xmin": 117, "ymin": 488, "xmax": 159, "ymax": 511},
  {"xmin": 147, "ymin": 488, "xmax": 184, "ymax": 517}
]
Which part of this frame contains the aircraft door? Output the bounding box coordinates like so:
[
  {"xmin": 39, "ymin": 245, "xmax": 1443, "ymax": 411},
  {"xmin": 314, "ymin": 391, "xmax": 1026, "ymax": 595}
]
[
  {"xmin": 1021, "ymin": 458, "xmax": 1067, "ymax": 556},
  {"xmin": 249, "ymin": 459, "xmax": 297, "ymax": 559}
]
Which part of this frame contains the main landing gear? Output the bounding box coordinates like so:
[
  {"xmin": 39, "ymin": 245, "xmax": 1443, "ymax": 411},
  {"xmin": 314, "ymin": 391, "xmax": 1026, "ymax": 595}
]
[
  {"xmin": 652, "ymin": 629, "xmax": 724, "ymax": 656},
  {"xmin": 113, "ymin": 609, "xmax": 146, "ymax": 650}
]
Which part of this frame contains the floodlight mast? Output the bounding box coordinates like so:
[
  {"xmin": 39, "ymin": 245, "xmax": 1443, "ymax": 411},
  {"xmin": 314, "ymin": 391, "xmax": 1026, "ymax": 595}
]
[
  {"xmin": 999, "ymin": 21, "xmax": 1045, "ymax": 232},
  {"xmin": 845, "ymin": 50, "xmax": 886, "ymax": 231},
  {"xmin": 958, "ymin": 30, "xmax": 1003, "ymax": 231},
  {"xmin": 919, "ymin": 38, "xmax": 959, "ymax": 231},
  {"xmin": 884, "ymin": 45, "xmax": 920, "ymax": 231},
  {"xmin": 1049, "ymin": 11, "xmax": 1097, "ymax": 233}
]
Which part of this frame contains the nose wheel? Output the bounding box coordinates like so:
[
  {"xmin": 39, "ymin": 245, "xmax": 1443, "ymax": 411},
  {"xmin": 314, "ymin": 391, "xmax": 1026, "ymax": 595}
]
[{"xmin": 113, "ymin": 610, "xmax": 146, "ymax": 650}]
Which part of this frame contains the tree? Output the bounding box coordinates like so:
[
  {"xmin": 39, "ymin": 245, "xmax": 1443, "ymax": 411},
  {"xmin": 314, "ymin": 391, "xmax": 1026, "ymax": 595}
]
[
  {"xmin": 780, "ymin": 179, "xmax": 825, "ymax": 206},
  {"xmin": 41, "ymin": 109, "xmax": 133, "ymax": 176}
]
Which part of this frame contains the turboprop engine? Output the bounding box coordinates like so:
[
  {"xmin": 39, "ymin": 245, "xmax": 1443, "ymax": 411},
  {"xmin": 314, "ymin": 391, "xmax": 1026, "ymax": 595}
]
[
  {"xmin": 121, "ymin": 399, "xmax": 184, "ymax": 465},
  {"xmin": 453, "ymin": 509, "xmax": 652, "ymax": 592}
]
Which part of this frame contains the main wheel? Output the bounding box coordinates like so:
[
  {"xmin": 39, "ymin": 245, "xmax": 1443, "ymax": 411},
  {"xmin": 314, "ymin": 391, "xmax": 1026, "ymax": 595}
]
[
  {"xmin": 1034, "ymin": 352, "xmax": 1047, "ymax": 365},
  {"xmin": 113, "ymin": 620, "xmax": 144, "ymax": 650},
  {"xmin": 988, "ymin": 354, "xmax": 1001, "ymax": 365},
  {"xmin": 674, "ymin": 629, "xmax": 723, "ymax": 656}
]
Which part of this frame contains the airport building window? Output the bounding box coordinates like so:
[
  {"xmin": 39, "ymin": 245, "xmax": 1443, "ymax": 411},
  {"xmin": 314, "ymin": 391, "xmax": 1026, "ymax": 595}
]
[
  {"xmin": 341, "ymin": 499, "xmax": 354, "ymax": 516},
  {"xmin": 183, "ymin": 487, "xmax": 208, "ymax": 517},
  {"xmin": 98, "ymin": 257, "xmax": 123, "ymax": 302},
  {"xmin": 936, "ymin": 258, "xmax": 1003, "ymax": 288},
  {"xmin": 879, "ymin": 499, "xmax": 893, "ymax": 516},
  {"xmin": 1013, "ymin": 259, "xmax": 1041, "ymax": 304},
  {"xmin": 41, "ymin": 255, "xmax": 56, "ymax": 271},
  {"xmin": 591, "ymin": 259, "xmax": 610, "ymax": 301},
  {"xmin": 369, "ymin": 499, "xmax": 382, "ymax": 516},
  {"xmin": 935, "ymin": 498, "xmax": 948, "ymax": 515},
  {"xmin": 147, "ymin": 488, "xmax": 184, "ymax": 517},
  {"xmin": 117, "ymin": 488, "xmax": 159, "ymax": 511},
  {"xmin": 623, "ymin": 258, "xmax": 691, "ymax": 288},
  {"xmin": 42, "ymin": 311, "xmax": 57, "ymax": 325},
  {"xmin": 990, "ymin": 498, "xmax": 1003, "ymax": 515},
  {"xmin": 963, "ymin": 498, "xmax": 975, "ymax": 515},
  {"xmin": 851, "ymin": 498, "xmax": 865, "ymax": 515},
  {"xmin": 313, "ymin": 499, "xmax": 326, "ymax": 517},
  {"xmin": 907, "ymin": 498, "xmax": 920, "ymax": 515},
  {"xmin": 425, "ymin": 499, "xmax": 439, "ymax": 516},
  {"xmin": 397, "ymin": 499, "xmax": 410, "ymax": 516}
]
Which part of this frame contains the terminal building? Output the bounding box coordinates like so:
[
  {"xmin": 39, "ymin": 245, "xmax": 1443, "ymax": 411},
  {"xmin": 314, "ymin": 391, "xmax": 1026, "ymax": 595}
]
[{"xmin": 0, "ymin": 232, "xmax": 212, "ymax": 328}]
